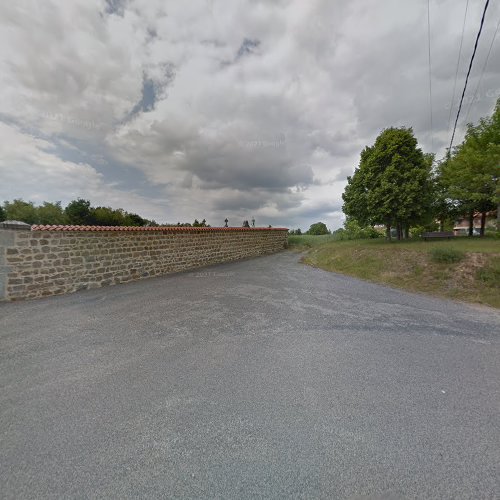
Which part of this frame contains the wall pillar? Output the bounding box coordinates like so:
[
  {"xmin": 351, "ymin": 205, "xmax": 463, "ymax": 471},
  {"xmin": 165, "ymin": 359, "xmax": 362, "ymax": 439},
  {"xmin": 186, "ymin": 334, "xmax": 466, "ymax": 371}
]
[{"xmin": 0, "ymin": 221, "xmax": 31, "ymax": 301}]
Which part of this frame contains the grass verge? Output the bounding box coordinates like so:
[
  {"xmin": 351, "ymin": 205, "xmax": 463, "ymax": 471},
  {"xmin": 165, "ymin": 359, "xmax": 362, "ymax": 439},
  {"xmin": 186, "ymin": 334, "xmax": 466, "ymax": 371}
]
[{"xmin": 289, "ymin": 236, "xmax": 500, "ymax": 308}]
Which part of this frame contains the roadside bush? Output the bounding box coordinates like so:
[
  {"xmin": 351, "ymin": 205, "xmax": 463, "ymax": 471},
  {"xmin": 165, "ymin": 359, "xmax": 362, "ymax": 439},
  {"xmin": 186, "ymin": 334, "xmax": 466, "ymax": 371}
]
[
  {"xmin": 410, "ymin": 225, "xmax": 426, "ymax": 238},
  {"xmin": 430, "ymin": 247, "xmax": 465, "ymax": 264},
  {"xmin": 336, "ymin": 219, "xmax": 381, "ymax": 240}
]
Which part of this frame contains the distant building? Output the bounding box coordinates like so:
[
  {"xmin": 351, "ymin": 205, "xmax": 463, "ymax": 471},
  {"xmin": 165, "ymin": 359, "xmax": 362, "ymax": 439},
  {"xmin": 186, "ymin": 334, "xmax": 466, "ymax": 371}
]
[{"xmin": 453, "ymin": 211, "xmax": 497, "ymax": 236}]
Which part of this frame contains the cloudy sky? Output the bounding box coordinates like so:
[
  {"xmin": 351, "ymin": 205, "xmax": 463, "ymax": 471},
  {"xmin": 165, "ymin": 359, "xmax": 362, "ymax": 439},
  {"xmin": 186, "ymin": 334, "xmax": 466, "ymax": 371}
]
[{"xmin": 1, "ymin": 0, "xmax": 499, "ymax": 230}]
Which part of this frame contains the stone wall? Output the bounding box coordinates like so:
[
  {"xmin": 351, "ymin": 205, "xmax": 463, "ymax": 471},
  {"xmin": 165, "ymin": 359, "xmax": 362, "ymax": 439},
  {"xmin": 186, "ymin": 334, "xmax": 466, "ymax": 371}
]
[{"xmin": 0, "ymin": 226, "xmax": 288, "ymax": 300}]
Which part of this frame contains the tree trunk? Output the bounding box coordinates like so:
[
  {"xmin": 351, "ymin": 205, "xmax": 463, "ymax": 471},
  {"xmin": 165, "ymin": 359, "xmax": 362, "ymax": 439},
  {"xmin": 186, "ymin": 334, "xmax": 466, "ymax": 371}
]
[
  {"xmin": 439, "ymin": 219, "xmax": 444, "ymax": 232},
  {"xmin": 468, "ymin": 209, "xmax": 474, "ymax": 237},
  {"xmin": 386, "ymin": 224, "xmax": 391, "ymax": 241},
  {"xmin": 404, "ymin": 226, "xmax": 410, "ymax": 239},
  {"xmin": 396, "ymin": 222, "xmax": 402, "ymax": 241},
  {"xmin": 480, "ymin": 211, "xmax": 486, "ymax": 237}
]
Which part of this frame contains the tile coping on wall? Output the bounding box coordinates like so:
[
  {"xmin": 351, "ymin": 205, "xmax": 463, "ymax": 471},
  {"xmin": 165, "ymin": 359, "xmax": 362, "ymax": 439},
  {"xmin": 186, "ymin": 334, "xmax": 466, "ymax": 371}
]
[
  {"xmin": 1, "ymin": 226, "xmax": 289, "ymax": 300},
  {"xmin": 30, "ymin": 225, "xmax": 289, "ymax": 232}
]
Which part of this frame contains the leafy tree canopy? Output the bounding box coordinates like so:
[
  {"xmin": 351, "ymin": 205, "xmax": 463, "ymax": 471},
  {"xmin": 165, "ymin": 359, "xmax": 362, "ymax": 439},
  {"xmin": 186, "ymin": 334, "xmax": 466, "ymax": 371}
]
[
  {"xmin": 441, "ymin": 98, "xmax": 499, "ymax": 215},
  {"xmin": 1, "ymin": 198, "xmax": 163, "ymax": 227},
  {"xmin": 37, "ymin": 202, "xmax": 66, "ymax": 225},
  {"xmin": 64, "ymin": 198, "xmax": 92, "ymax": 225},
  {"xmin": 342, "ymin": 127, "xmax": 432, "ymax": 234},
  {"xmin": 307, "ymin": 222, "xmax": 329, "ymax": 235},
  {"xmin": 4, "ymin": 199, "xmax": 39, "ymax": 224}
]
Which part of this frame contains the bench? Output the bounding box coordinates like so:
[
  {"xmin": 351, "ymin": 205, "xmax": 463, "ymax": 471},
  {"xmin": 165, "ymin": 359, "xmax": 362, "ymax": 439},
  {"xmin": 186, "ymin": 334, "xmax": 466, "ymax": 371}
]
[{"xmin": 422, "ymin": 231, "xmax": 455, "ymax": 241}]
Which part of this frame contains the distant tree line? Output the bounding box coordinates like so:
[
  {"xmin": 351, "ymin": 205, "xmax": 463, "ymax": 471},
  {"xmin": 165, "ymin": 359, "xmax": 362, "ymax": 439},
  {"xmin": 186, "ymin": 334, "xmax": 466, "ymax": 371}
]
[
  {"xmin": 341, "ymin": 99, "xmax": 499, "ymax": 239},
  {"xmin": 0, "ymin": 199, "xmax": 159, "ymax": 227},
  {"xmin": 289, "ymin": 222, "xmax": 330, "ymax": 235},
  {"xmin": 0, "ymin": 198, "xmax": 213, "ymax": 228}
]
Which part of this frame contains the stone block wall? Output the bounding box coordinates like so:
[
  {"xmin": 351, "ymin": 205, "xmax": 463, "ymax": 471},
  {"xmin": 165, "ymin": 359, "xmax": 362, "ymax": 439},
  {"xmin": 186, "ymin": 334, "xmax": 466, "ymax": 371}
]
[{"xmin": 0, "ymin": 226, "xmax": 288, "ymax": 300}]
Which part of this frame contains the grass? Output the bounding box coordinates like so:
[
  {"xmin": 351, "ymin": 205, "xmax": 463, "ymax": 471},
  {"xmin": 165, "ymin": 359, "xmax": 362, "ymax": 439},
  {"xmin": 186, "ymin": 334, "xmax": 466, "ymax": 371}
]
[
  {"xmin": 429, "ymin": 247, "xmax": 465, "ymax": 264},
  {"xmin": 287, "ymin": 234, "xmax": 340, "ymax": 249},
  {"xmin": 289, "ymin": 235, "xmax": 500, "ymax": 308}
]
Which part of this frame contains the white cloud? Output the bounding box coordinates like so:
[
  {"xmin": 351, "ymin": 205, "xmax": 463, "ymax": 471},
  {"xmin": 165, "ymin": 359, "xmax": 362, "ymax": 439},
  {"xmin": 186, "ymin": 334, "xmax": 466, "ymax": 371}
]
[
  {"xmin": 0, "ymin": 122, "xmax": 169, "ymax": 220},
  {"xmin": 1, "ymin": 0, "xmax": 499, "ymax": 229}
]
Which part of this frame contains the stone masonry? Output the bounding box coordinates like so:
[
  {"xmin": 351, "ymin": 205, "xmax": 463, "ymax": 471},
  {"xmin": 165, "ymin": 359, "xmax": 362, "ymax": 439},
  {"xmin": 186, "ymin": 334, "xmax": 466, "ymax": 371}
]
[{"xmin": 0, "ymin": 226, "xmax": 288, "ymax": 300}]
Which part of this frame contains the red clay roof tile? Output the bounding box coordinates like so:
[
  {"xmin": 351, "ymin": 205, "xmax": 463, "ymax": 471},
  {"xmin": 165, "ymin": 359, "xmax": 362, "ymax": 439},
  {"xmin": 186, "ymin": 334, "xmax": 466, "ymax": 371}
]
[{"xmin": 30, "ymin": 225, "xmax": 288, "ymax": 232}]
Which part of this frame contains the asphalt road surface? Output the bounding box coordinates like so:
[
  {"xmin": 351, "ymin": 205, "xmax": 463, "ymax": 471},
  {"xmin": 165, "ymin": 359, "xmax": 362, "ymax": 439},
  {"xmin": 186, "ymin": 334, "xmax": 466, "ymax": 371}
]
[{"xmin": 1, "ymin": 251, "xmax": 499, "ymax": 499}]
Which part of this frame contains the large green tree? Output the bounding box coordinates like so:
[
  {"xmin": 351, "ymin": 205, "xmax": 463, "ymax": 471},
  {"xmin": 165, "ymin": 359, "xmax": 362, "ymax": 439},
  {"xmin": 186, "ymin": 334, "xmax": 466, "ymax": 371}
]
[
  {"xmin": 123, "ymin": 212, "xmax": 146, "ymax": 226},
  {"xmin": 64, "ymin": 199, "xmax": 93, "ymax": 225},
  {"xmin": 343, "ymin": 127, "xmax": 432, "ymax": 239},
  {"xmin": 342, "ymin": 147, "xmax": 371, "ymax": 226},
  {"xmin": 37, "ymin": 201, "xmax": 66, "ymax": 225},
  {"xmin": 91, "ymin": 206, "xmax": 126, "ymax": 226},
  {"xmin": 4, "ymin": 199, "xmax": 38, "ymax": 224},
  {"xmin": 441, "ymin": 99, "xmax": 500, "ymax": 236}
]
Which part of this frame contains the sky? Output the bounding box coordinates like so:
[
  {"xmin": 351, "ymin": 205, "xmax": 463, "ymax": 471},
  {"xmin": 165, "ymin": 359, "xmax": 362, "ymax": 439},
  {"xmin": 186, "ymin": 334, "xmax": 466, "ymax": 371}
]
[{"xmin": 1, "ymin": 0, "xmax": 499, "ymax": 230}]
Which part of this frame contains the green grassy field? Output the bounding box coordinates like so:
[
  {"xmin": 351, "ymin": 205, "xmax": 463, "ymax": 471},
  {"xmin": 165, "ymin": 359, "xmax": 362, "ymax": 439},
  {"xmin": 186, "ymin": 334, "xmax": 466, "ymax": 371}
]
[{"xmin": 288, "ymin": 235, "xmax": 500, "ymax": 308}]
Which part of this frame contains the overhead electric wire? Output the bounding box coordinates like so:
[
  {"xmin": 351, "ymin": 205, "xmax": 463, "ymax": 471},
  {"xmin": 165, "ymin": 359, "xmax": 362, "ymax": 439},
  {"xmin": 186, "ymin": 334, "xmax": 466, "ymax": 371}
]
[
  {"xmin": 447, "ymin": 0, "xmax": 470, "ymax": 131},
  {"xmin": 427, "ymin": 0, "xmax": 434, "ymax": 151},
  {"xmin": 464, "ymin": 15, "xmax": 500, "ymax": 124},
  {"xmin": 449, "ymin": 0, "xmax": 491, "ymax": 152}
]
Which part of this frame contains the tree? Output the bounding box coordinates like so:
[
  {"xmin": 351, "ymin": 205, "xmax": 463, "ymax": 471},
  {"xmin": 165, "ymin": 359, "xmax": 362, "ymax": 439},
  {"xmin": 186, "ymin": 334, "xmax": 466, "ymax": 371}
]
[
  {"xmin": 65, "ymin": 199, "xmax": 93, "ymax": 225},
  {"xmin": 307, "ymin": 222, "xmax": 329, "ymax": 235},
  {"xmin": 342, "ymin": 127, "xmax": 432, "ymax": 240},
  {"xmin": 342, "ymin": 147, "xmax": 371, "ymax": 227},
  {"xmin": 0, "ymin": 204, "xmax": 5, "ymax": 222},
  {"xmin": 430, "ymin": 159, "xmax": 460, "ymax": 231},
  {"xmin": 124, "ymin": 213, "xmax": 146, "ymax": 226},
  {"xmin": 37, "ymin": 201, "xmax": 66, "ymax": 225},
  {"xmin": 441, "ymin": 99, "xmax": 499, "ymax": 236},
  {"xmin": 193, "ymin": 218, "xmax": 209, "ymax": 227},
  {"xmin": 91, "ymin": 206, "xmax": 126, "ymax": 226},
  {"xmin": 4, "ymin": 199, "xmax": 38, "ymax": 224}
]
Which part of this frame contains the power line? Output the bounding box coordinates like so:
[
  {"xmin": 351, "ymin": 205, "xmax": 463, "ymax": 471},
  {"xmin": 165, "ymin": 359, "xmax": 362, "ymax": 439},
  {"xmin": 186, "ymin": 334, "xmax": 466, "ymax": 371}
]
[
  {"xmin": 447, "ymin": 0, "xmax": 469, "ymax": 131},
  {"xmin": 427, "ymin": 0, "xmax": 434, "ymax": 151},
  {"xmin": 449, "ymin": 0, "xmax": 491, "ymax": 152},
  {"xmin": 464, "ymin": 15, "xmax": 500, "ymax": 124}
]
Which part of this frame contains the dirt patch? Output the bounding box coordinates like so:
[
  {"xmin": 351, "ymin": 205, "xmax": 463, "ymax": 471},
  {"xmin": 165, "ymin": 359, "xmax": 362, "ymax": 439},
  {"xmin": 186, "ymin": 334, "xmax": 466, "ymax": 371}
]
[{"xmin": 448, "ymin": 252, "xmax": 489, "ymax": 288}]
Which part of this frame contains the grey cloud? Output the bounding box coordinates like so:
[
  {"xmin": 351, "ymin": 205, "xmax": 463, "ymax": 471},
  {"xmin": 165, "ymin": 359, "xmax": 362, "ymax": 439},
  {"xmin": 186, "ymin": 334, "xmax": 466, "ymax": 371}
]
[
  {"xmin": 2, "ymin": 0, "xmax": 500, "ymax": 232},
  {"xmin": 213, "ymin": 191, "xmax": 270, "ymax": 212},
  {"xmin": 236, "ymin": 38, "xmax": 261, "ymax": 59},
  {"xmin": 105, "ymin": 0, "xmax": 127, "ymax": 16},
  {"xmin": 293, "ymin": 202, "xmax": 343, "ymax": 219},
  {"xmin": 126, "ymin": 65, "xmax": 175, "ymax": 119}
]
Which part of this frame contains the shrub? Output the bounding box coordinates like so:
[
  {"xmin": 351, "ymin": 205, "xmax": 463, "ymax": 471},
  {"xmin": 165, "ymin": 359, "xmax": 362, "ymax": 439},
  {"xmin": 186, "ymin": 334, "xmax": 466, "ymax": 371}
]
[
  {"xmin": 410, "ymin": 225, "xmax": 426, "ymax": 238},
  {"xmin": 430, "ymin": 247, "xmax": 465, "ymax": 264},
  {"xmin": 336, "ymin": 220, "xmax": 381, "ymax": 240}
]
